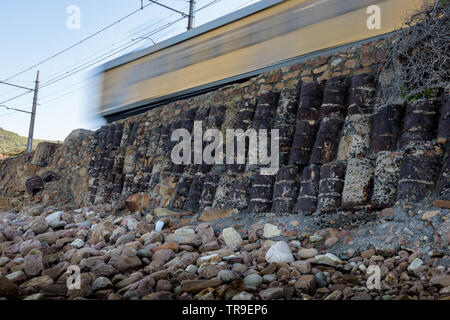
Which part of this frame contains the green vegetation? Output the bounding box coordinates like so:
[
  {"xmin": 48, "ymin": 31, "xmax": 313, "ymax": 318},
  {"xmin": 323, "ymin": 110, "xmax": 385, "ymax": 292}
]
[
  {"xmin": 400, "ymin": 86, "xmax": 433, "ymax": 102},
  {"xmin": 0, "ymin": 127, "xmax": 57, "ymax": 158}
]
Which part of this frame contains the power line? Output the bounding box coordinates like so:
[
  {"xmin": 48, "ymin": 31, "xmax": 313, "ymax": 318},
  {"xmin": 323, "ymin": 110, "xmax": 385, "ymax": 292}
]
[
  {"xmin": 0, "ymin": 91, "xmax": 32, "ymax": 105},
  {"xmin": 36, "ymin": 1, "xmax": 194, "ymax": 88},
  {"xmin": 1, "ymin": 0, "xmax": 223, "ymax": 109},
  {"xmin": 148, "ymin": 0, "xmax": 189, "ymax": 17},
  {"xmin": 2, "ymin": 2, "xmax": 154, "ymax": 82},
  {"xmin": 39, "ymin": 2, "xmax": 190, "ymax": 85},
  {"xmin": 0, "ymin": 104, "xmax": 32, "ymax": 114},
  {"xmin": 0, "ymin": 81, "xmax": 34, "ymax": 91},
  {"xmin": 38, "ymin": 0, "xmax": 218, "ymax": 89},
  {"xmin": 36, "ymin": 17, "xmax": 189, "ymax": 104},
  {"xmin": 16, "ymin": 4, "xmax": 193, "ymax": 107},
  {"xmin": 39, "ymin": 18, "xmax": 187, "ymax": 89}
]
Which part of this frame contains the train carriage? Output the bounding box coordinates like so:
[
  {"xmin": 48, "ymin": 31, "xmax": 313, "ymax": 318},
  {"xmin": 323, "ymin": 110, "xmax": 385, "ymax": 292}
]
[{"xmin": 97, "ymin": 0, "xmax": 424, "ymax": 122}]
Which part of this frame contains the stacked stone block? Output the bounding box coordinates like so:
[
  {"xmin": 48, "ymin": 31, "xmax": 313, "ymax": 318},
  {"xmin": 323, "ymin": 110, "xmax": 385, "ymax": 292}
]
[
  {"xmin": 346, "ymin": 73, "xmax": 376, "ymax": 115},
  {"xmin": 293, "ymin": 165, "xmax": 320, "ymax": 214},
  {"xmin": 439, "ymin": 151, "xmax": 449, "ymax": 199},
  {"xmin": 337, "ymin": 114, "xmax": 372, "ymax": 160},
  {"xmin": 371, "ymin": 151, "xmax": 403, "ymax": 208},
  {"xmin": 369, "ymin": 104, "xmax": 403, "ymax": 154},
  {"xmin": 437, "ymin": 95, "xmax": 450, "ymax": 145},
  {"xmin": 248, "ymin": 174, "xmax": 275, "ymax": 214},
  {"xmin": 289, "ymin": 81, "xmax": 324, "ymax": 165},
  {"xmin": 271, "ymin": 165, "xmax": 300, "ymax": 214},
  {"xmin": 341, "ymin": 158, "xmax": 375, "ymax": 209},
  {"xmin": 399, "ymin": 99, "xmax": 440, "ymax": 149},
  {"xmin": 247, "ymin": 90, "xmax": 280, "ymax": 213},
  {"xmin": 227, "ymin": 173, "xmax": 253, "ymax": 211},
  {"xmin": 317, "ymin": 162, "xmax": 346, "ymax": 212},
  {"xmin": 311, "ymin": 77, "xmax": 349, "ymax": 164},
  {"xmin": 397, "ymin": 146, "xmax": 442, "ymax": 203},
  {"xmin": 273, "ymin": 86, "xmax": 299, "ymax": 166}
]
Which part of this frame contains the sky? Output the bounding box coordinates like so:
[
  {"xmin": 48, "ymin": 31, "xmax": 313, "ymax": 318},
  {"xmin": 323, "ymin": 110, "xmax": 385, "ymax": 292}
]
[{"xmin": 0, "ymin": 0, "xmax": 261, "ymax": 141}]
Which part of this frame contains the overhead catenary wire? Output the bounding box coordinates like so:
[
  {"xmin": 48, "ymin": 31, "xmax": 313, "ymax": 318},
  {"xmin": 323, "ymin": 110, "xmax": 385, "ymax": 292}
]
[
  {"xmin": 1, "ymin": 2, "xmax": 154, "ymax": 82},
  {"xmin": 0, "ymin": 0, "xmax": 224, "ymax": 112},
  {"xmin": 35, "ymin": 0, "xmax": 225, "ymax": 104},
  {"xmin": 38, "ymin": 2, "xmax": 191, "ymax": 86},
  {"xmin": 0, "ymin": 104, "xmax": 32, "ymax": 114},
  {"xmin": 38, "ymin": 0, "xmax": 221, "ymax": 88},
  {"xmin": 0, "ymin": 13, "xmax": 185, "ymax": 114}
]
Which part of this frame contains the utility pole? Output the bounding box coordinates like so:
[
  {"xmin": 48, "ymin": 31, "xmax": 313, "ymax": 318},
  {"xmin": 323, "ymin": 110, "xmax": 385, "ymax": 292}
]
[
  {"xmin": 187, "ymin": 0, "xmax": 196, "ymax": 30},
  {"xmin": 26, "ymin": 71, "xmax": 40, "ymax": 154}
]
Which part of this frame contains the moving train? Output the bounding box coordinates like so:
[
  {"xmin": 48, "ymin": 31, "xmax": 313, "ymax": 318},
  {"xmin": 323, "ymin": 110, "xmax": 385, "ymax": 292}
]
[{"xmin": 97, "ymin": 0, "xmax": 424, "ymax": 122}]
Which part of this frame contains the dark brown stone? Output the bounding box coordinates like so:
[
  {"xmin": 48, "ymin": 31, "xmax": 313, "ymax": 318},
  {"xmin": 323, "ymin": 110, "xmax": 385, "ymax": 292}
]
[
  {"xmin": 25, "ymin": 175, "xmax": 44, "ymax": 196},
  {"xmin": 437, "ymin": 95, "xmax": 450, "ymax": 145},
  {"xmin": 369, "ymin": 104, "xmax": 403, "ymax": 154},
  {"xmin": 289, "ymin": 81, "xmax": 323, "ymax": 165},
  {"xmin": 310, "ymin": 118, "xmax": 344, "ymax": 164},
  {"xmin": 397, "ymin": 148, "xmax": 442, "ymax": 202},
  {"xmin": 347, "ymin": 73, "xmax": 376, "ymax": 115},
  {"xmin": 248, "ymin": 175, "xmax": 275, "ymax": 214},
  {"xmin": 294, "ymin": 165, "xmax": 320, "ymax": 214},
  {"xmin": 400, "ymin": 99, "xmax": 440, "ymax": 148},
  {"xmin": 317, "ymin": 162, "xmax": 346, "ymax": 212}
]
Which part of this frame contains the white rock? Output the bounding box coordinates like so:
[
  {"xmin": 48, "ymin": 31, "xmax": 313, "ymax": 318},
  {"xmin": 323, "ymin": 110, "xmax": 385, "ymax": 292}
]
[
  {"xmin": 331, "ymin": 58, "xmax": 343, "ymax": 67},
  {"xmin": 310, "ymin": 235, "xmax": 323, "ymax": 242},
  {"xmin": 0, "ymin": 257, "xmax": 9, "ymax": 267},
  {"xmin": 197, "ymin": 254, "xmax": 219, "ymax": 265},
  {"xmin": 263, "ymin": 223, "xmax": 281, "ymax": 238},
  {"xmin": 185, "ymin": 264, "xmax": 197, "ymax": 273},
  {"xmin": 439, "ymin": 286, "xmax": 450, "ymax": 295},
  {"xmin": 70, "ymin": 239, "xmax": 85, "ymax": 249},
  {"xmin": 407, "ymin": 258, "xmax": 423, "ymax": 272},
  {"xmin": 314, "ymin": 253, "xmax": 343, "ymax": 267},
  {"xmin": 44, "ymin": 211, "xmax": 63, "ymax": 224},
  {"xmin": 6, "ymin": 270, "xmax": 26, "ymax": 283},
  {"xmin": 218, "ymin": 270, "xmax": 239, "ymax": 282},
  {"xmin": 232, "ymin": 291, "xmax": 254, "ymax": 300},
  {"xmin": 86, "ymin": 211, "xmax": 96, "ymax": 218},
  {"xmin": 175, "ymin": 228, "xmax": 195, "ymax": 235},
  {"xmin": 221, "ymin": 227, "xmax": 242, "ymax": 248},
  {"xmin": 155, "ymin": 221, "xmax": 164, "ymax": 232},
  {"xmin": 265, "ymin": 241, "xmax": 295, "ymax": 263},
  {"xmin": 126, "ymin": 218, "xmax": 138, "ymax": 231},
  {"xmin": 290, "ymin": 240, "xmax": 301, "ymax": 248}
]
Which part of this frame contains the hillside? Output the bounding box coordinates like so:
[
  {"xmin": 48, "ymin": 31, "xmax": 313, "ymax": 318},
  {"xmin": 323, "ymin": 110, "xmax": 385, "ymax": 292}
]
[{"xmin": 0, "ymin": 127, "xmax": 57, "ymax": 158}]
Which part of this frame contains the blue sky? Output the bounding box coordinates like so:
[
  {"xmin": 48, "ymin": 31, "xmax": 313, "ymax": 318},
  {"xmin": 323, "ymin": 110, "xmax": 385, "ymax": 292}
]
[{"xmin": 0, "ymin": 0, "xmax": 260, "ymax": 141}]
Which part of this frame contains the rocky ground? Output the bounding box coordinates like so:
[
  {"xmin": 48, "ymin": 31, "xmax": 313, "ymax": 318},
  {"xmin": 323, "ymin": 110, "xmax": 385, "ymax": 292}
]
[{"xmin": 0, "ymin": 202, "xmax": 449, "ymax": 301}]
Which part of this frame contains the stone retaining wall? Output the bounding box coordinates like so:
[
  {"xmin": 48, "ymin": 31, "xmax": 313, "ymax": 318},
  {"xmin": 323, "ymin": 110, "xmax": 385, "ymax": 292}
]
[{"xmin": 1, "ymin": 37, "xmax": 449, "ymax": 217}]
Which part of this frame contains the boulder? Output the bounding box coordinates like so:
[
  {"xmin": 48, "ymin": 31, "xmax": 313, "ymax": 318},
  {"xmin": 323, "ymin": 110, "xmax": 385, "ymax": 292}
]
[
  {"xmin": 108, "ymin": 246, "xmax": 142, "ymax": 273},
  {"xmin": 25, "ymin": 176, "xmax": 44, "ymax": 196},
  {"xmin": 265, "ymin": 241, "xmax": 295, "ymax": 263},
  {"xmin": 221, "ymin": 227, "xmax": 242, "ymax": 248}
]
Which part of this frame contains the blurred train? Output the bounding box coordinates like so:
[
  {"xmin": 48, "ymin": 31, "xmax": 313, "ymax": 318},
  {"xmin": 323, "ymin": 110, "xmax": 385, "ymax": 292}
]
[{"xmin": 97, "ymin": 0, "xmax": 424, "ymax": 122}]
